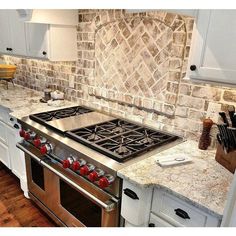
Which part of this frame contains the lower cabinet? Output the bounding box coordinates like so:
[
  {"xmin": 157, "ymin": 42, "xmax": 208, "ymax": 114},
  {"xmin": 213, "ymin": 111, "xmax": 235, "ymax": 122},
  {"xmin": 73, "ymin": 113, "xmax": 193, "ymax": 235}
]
[
  {"xmin": 0, "ymin": 106, "xmax": 28, "ymax": 197},
  {"xmin": 0, "ymin": 140, "xmax": 10, "ymax": 168},
  {"xmin": 120, "ymin": 180, "xmax": 220, "ymax": 227},
  {"xmin": 151, "ymin": 189, "xmax": 220, "ymax": 227}
]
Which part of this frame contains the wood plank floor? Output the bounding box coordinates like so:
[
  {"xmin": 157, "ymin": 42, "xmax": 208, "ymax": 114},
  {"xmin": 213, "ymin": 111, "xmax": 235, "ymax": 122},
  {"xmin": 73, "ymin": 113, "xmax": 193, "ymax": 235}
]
[{"xmin": 0, "ymin": 162, "xmax": 57, "ymax": 227}]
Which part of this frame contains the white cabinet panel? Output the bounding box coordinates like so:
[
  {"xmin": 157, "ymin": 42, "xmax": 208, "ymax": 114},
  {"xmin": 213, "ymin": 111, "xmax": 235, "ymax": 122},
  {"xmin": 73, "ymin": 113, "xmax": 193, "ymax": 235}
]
[
  {"xmin": 188, "ymin": 10, "xmax": 236, "ymax": 84},
  {"xmin": 9, "ymin": 10, "xmax": 27, "ymax": 56},
  {"xmin": 0, "ymin": 10, "xmax": 26, "ymax": 56},
  {"xmin": 25, "ymin": 23, "xmax": 49, "ymax": 59},
  {"xmin": 0, "ymin": 120, "xmax": 7, "ymax": 144},
  {"xmin": 7, "ymin": 125, "xmax": 25, "ymax": 180},
  {"xmin": 0, "ymin": 140, "xmax": 10, "ymax": 168},
  {"xmin": 0, "ymin": 11, "xmax": 12, "ymax": 54},
  {"xmin": 151, "ymin": 189, "xmax": 220, "ymax": 227},
  {"xmin": 149, "ymin": 213, "xmax": 174, "ymax": 227}
]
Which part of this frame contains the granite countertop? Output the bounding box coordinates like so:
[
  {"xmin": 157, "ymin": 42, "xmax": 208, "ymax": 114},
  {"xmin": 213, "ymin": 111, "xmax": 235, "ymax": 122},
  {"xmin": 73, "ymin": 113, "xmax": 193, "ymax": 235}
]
[
  {"xmin": 0, "ymin": 83, "xmax": 233, "ymax": 220},
  {"xmin": 118, "ymin": 140, "xmax": 233, "ymax": 218},
  {"xmin": 0, "ymin": 83, "xmax": 77, "ymax": 119}
]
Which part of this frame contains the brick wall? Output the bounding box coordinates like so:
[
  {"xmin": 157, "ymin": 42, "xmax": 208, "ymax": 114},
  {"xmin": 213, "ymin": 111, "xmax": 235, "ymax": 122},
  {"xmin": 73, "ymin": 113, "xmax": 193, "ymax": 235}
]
[{"xmin": 2, "ymin": 9, "xmax": 236, "ymax": 143}]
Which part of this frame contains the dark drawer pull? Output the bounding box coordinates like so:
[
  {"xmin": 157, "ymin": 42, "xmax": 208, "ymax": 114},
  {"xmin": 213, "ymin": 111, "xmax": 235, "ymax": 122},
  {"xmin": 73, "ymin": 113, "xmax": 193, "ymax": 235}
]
[
  {"xmin": 148, "ymin": 223, "xmax": 155, "ymax": 227},
  {"xmin": 174, "ymin": 208, "xmax": 190, "ymax": 219},
  {"xmin": 14, "ymin": 124, "xmax": 20, "ymax": 129},
  {"xmin": 123, "ymin": 188, "xmax": 139, "ymax": 200}
]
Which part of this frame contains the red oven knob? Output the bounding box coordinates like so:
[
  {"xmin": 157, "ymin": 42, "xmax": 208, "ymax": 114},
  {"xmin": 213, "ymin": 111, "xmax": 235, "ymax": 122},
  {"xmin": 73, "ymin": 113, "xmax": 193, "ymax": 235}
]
[
  {"xmin": 33, "ymin": 138, "xmax": 41, "ymax": 147},
  {"xmin": 40, "ymin": 143, "xmax": 52, "ymax": 155},
  {"xmin": 72, "ymin": 161, "xmax": 80, "ymax": 171},
  {"xmin": 80, "ymin": 165, "xmax": 89, "ymax": 176},
  {"xmin": 99, "ymin": 175, "xmax": 115, "ymax": 189},
  {"xmin": 24, "ymin": 132, "xmax": 30, "ymax": 140},
  {"xmin": 19, "ymin": 129, "xmax": 25, "ymax": 137},
  {"xmin": 63, "ymin": 159, "xmax": 71, "ymax": 168},
  {"xmin": 88, "ymin": 169, "xmax": 105, "ymax": 182},
  {"xmin": 33, "ymin": 137, "xmax": 47, "ymax": 147},
  {"xmin": 71, "ymin": 159, "xmax": 86, "ymax": 171},
  {"xmin": 88, "ymin": 171, "xmax": 99, "ymax": 182},
  {"xmin": 24, "ymin": 131, "xmax": 36, "ymax": 141},
  {"xmin": 62, "ymin": 155, "xmax": 77, "ymax": 169},
  {"xmin": 80, "ymin": 163, "xmax": 95, "ymax": 176}
]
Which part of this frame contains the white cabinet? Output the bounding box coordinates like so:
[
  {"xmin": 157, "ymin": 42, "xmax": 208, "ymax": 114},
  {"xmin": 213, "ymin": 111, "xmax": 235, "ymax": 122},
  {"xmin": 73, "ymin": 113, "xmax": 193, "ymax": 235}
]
[
  {"xmin": 25, "ymin": 23, "xmax": 49, "ymax": 59},
  {"xmin": 25, "ymin": 24, "xmax": 77, "ymax": 61},
  {"xmin": 121, "ymin": 180, "xmax": 220, "ymax": 227},
  {"xmin": 121, "ymin": 180, "xmax": 153, "ymax": 226},
  {"xmin": 188, "ymin": 10, "xmax": 236, "ymax": 84},
  {"xmin": 151, "ymin": 189, "xmax": 220, "ymax": 227},
  {"xmin": 0, "ymin": 9, "xmax": 77, "ymax": 61},
  {"xmin": 0, "ymin": 106, "xmax": 28, "ymax": 197},
  {"xmin": 0, "ymin": 10, "xmax": 27, "ymax": 56}
]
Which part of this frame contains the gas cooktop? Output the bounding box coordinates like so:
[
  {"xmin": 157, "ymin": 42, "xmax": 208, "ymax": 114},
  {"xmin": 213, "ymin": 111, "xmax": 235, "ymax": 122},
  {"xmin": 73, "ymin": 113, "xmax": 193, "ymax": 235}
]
[
  {"xmin": 67, "ymin": 119, "xmax": 179, "ymax": 162},
  {"xmin": 29, "ymin": 106, "xmax": 180, "ymax": 163}
]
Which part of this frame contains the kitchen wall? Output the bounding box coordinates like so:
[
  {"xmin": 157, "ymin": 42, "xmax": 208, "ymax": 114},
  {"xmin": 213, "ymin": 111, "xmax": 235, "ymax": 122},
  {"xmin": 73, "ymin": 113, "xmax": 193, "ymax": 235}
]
[{"xmin": 2, "ymin": 9, "xmax": 236, "ymax": 143}]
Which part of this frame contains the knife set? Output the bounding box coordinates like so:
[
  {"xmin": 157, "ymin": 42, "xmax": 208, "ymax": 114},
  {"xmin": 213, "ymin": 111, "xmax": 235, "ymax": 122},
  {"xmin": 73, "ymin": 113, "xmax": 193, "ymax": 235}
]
[{"xmin": 215, "ymin": 105, "xmax": 236, "ymax": 173}]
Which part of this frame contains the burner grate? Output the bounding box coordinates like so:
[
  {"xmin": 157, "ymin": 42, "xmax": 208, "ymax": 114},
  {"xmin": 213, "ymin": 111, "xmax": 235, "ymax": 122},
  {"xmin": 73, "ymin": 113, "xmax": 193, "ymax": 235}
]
[
  {"xmin": 67, "ymin": 119, "xmax": 179, "ymax": 162},
  {"xmin": 29, "ymin": 106, "xmax": 93, "ymax": 123}
]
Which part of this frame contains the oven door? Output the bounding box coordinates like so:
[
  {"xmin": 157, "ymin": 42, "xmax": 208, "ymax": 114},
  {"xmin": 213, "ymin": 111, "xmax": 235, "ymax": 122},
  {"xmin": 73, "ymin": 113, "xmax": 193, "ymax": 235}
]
[
  {"xmin": 17, "ymin": 142, "xmax": 120, "ymax": 227},
  {"xmin": 41, "ymin": 159, "xmax": 120, "ymax": 227}
]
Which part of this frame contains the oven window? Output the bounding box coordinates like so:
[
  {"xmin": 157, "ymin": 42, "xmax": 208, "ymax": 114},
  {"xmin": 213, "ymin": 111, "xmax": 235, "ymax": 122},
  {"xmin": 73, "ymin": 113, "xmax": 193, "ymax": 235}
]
[
  {"xmin": 30, "ymin": 158, "xmax": 45, "ymax": 190},
  {"xmin": 60, "ymin": 179, "xmax": 101, "ymax": 227}
]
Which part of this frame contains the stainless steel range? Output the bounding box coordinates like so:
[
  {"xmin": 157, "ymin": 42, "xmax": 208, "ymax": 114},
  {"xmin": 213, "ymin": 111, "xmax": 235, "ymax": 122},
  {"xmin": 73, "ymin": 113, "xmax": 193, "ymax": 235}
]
[{"xmin": 16, "ymin": 105, "xmax": 182, "ymax": 227}]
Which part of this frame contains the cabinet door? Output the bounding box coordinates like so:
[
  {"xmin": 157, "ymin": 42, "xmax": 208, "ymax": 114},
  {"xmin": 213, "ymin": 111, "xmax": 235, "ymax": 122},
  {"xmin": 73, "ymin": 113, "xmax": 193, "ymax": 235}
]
[
  {"xmin": 25, "ymin": 23, "xmax": 49, "ymax": 59},
  {"xmin": 8, "ymin": 10, "xmax": 27, "ymax": 56},
  {"xmin": 7, "ymin": 125, "xmax": 26, "ymax": 180},
  {"xmin": 0, "ymin": 139, "xmax": 10, "ymax": 168},
  {"xmin": 188, "ymin": 10, "xmax": 236, "ymax": 84},
  {"xmin": 0, "ymin": 10, "xmax": 12, "ymax": 54}
]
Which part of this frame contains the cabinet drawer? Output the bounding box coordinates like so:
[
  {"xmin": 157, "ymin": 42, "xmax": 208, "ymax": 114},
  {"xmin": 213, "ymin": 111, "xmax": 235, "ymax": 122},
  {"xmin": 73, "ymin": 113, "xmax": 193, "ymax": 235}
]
[
  {"xmin": 0, "ymin": 141, "xmax": 10, "ymax": 168},
  {"xmin": 149, "ymin": 213, "xmax": 174, "ymax": 227},
  {"xmin": 0, "ymin": 120, "xmax": 7, "ymax": 144},
  {"xmin": 151, "ymin": 189, "xmax": 220, "ymax": 227}
]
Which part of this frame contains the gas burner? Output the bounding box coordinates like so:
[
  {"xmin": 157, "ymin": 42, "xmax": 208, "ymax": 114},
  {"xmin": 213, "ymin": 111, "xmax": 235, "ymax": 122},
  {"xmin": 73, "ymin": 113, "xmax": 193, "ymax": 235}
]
[
  {"xmin": 137, "ymin": 130, "xmax": 154, "ymax": 144},
  {"xmin": 114, "ymin": 137, "xmax": 132, "ymax": 155},
  {"xmin": 87, "ymin": 126, "xmax": 101, "ymax": 141},
  {"xmin": 67, "ymin": 119, "xmax": 180, "ymax": 162},
  {"xmin": 30, "ymin": 106, "xmax": 93, "ymax": 123}
]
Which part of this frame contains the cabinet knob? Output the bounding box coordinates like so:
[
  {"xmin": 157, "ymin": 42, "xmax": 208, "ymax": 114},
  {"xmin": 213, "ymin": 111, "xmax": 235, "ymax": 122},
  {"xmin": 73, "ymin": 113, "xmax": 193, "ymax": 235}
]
[
  {"xmin": 148, "ymin": 223, "xmax": 155, "ymax": 227},
  {"xmin": 190, "ymin": 65, "xmax": 197, "ymax": 71},
  {"xmin": 42, "ymin": 51, "xmax": 47, "ymax": 55}
]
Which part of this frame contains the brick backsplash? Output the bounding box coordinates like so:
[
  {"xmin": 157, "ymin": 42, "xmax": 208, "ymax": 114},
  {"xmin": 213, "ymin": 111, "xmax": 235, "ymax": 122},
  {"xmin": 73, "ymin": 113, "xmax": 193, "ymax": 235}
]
[{"xmin": 2, "ymin": 9, "xmax": 236, "ymax": 143}]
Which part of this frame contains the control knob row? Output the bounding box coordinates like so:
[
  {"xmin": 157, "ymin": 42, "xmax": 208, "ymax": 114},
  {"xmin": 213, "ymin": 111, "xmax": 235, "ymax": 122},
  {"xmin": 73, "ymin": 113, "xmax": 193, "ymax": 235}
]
[
  {"xmin": 62, "ymin": 156, "xmax": 114, "ymax": 188},
  {"xmin": 20, "ymin": 129, "xmax": 53, "ymax": 155}
]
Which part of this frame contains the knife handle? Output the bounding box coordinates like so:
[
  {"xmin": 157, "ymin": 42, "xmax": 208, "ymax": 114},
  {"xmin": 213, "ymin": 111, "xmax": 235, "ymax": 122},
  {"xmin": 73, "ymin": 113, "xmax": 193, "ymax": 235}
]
[{"xmin": 219, "ymin": 112, "xmax": 229, "ymax": 127}]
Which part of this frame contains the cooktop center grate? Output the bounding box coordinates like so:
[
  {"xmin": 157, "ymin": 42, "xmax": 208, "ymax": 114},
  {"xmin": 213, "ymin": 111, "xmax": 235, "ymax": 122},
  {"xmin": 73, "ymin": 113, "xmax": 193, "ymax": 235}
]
[{"xmin": 66, "ymin": 119, "xmax": 179, "ymax": 162}]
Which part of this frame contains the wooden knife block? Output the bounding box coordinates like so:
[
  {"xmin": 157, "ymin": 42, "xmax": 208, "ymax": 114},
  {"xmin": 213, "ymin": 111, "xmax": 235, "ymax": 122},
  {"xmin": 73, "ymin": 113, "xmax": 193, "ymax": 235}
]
[{"xmin": 215, "ymin": 143, "xmax": 236, "ymax": 173}]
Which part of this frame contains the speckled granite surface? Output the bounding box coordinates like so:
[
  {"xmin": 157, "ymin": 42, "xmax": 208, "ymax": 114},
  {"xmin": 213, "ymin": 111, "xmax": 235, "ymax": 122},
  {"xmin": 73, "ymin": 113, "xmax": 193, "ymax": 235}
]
[
  {"xmin": 0, "ymin": 83, "xmax": 77, "ymax": 119},
  {"xmin": 0, "ymin": 83, "xmax": 233, "ymax": 220},
  {"xmin": 118, "ymin": 140, "xmax": 233, "ymax": 218}
]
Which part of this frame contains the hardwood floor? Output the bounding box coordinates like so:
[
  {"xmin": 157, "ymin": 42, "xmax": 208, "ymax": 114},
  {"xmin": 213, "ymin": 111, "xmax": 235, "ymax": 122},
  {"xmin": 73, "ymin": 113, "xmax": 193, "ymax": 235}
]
[{"xmin": 0, "ymin": 162, "xmax": 57, "ymax": 227}]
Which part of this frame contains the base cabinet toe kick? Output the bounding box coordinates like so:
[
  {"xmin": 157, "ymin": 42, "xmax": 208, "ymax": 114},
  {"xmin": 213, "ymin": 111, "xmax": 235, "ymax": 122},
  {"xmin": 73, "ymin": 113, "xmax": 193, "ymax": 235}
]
[{"xmin": 121, "ymin": 180, "xmax": 221, "ymax": 227}]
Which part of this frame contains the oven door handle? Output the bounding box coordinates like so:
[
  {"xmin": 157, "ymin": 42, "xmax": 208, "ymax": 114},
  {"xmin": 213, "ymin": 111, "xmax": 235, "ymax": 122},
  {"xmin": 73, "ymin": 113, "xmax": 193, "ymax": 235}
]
[{"xmin": 16, "ymin": 142, "xmax": 116, "ymax": 212}]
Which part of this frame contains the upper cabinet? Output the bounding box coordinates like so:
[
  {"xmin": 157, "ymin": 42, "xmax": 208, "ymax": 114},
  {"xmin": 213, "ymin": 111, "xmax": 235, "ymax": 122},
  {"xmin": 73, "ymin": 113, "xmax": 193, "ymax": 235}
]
[
  {"xmin": 0, "ymin": 10, "xmax": 27, "ymax": 56},
  {"xmin": 0, "ymin": 10, "xmax": 77, "ymax": 61},
  {"xmin": 187, "ymin": 10, "xmax": 236, "ymax": 85}
]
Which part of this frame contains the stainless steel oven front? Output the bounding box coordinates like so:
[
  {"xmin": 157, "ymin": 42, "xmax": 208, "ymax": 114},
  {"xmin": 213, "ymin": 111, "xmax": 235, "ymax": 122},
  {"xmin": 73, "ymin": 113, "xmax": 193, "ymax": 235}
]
[{"xmin": 17, "ymin": 142, "xmax": 120, "ymax": 227}]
